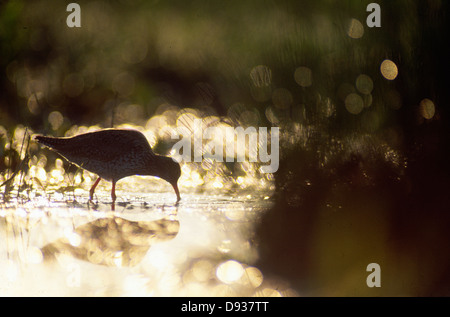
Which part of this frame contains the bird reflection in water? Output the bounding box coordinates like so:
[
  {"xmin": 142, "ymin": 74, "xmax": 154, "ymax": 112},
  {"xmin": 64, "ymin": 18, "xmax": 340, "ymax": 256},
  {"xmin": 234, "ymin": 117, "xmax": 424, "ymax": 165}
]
[{"xmin": 41, "ymin": 216, "xmax": 180, "ymax": 267}]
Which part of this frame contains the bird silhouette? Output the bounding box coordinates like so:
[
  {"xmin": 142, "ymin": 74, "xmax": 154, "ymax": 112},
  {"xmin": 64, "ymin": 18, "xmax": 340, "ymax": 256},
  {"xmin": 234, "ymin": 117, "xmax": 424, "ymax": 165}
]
[{"xmin": 35, "ymin": 129, "xmax": 181, "ymax": 207}]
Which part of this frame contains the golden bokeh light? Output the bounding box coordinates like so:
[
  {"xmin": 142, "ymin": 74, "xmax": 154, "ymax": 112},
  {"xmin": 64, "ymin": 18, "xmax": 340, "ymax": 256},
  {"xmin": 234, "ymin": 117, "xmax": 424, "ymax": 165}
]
[
  {"xmin": 380, "ymin": 59, "xmax": 398, "ymax": 80},
  {"xmin": 243, "ymin": 266, "xmax": 264, "ymax": 288},
  {"xmin": 294, "ymin": 66, "xmax": 312, "ymax": 87},
  {"xmin": 216, "ymin": 260, "xmax": 245, "ymax": 284},
  {"xmin": 347, "ymin": 18, "xmax": 364, "ymax": 39},
  {"xmin": 265, "ymin": 106, "xmax": 279, "ymax": 124},
  {"xmin": 48, "ymin": 111, "xmax": 64, "ymax": 131},
  {"xmin": 419, "ymin": 98, "xmax": 435, "ymax": 119},
  {"xmin": 250, "ymin": 65, "xmax": 272, "ymax": 87},
  {"xmin": 356, "ymin": 74, "xmax": 373, "ymax": 95},
  {"xmin": 27, "ymin": 93, "xmax": 43, "ymax": 115},
  {"xmin": 249, "ymin": 65, "xmax": 273, "ymax": 102},
  {"xmin": 345, "ymin": 93, "xmax": 364, "ymax": 115}
]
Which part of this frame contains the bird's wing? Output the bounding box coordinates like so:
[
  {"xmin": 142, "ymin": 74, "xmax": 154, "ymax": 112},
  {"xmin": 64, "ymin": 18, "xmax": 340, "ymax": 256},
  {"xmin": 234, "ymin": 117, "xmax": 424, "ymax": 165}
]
[{"xmin": 36, "ymin": 129, "xmax": 154, "ymax": 164}]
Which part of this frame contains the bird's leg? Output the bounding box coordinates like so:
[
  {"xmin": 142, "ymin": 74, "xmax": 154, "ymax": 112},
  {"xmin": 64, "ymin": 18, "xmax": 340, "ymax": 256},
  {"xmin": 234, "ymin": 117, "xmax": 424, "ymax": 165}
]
[
  {"xmin": 172, "ymin": 182, "xmax": 181, "ymax": 203},
  {"xmin": 111, "ymin": 181, "xmax": 117, "ymax": 202},
  {"xmin": 89, "ymin": 177, "xmax": 101, "ymax": 201},
  {"xmin": 111, "ymin": 181, "xmax": 116, "ymax": 211}
]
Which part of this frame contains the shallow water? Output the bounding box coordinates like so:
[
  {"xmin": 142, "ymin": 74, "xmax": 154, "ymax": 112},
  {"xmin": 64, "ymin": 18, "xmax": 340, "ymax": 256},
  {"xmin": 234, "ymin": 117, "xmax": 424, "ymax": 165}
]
[{"xmin": 0, "ymin": 189, "xmax": 295, "ymax": 296}]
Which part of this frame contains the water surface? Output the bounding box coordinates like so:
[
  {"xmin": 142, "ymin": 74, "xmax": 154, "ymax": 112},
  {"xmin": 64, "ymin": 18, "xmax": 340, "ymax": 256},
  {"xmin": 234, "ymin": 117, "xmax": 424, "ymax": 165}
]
[{"xmin": 1, "ymin": 189, "xmax": 294, "ymax": 296}]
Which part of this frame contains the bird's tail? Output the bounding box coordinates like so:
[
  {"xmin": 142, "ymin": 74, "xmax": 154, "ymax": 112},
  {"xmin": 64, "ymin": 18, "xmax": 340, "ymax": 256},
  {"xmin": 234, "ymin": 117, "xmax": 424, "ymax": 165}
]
[{"xmin": 35, "ymin": 135, "xmax": 64, "ymax": 150}]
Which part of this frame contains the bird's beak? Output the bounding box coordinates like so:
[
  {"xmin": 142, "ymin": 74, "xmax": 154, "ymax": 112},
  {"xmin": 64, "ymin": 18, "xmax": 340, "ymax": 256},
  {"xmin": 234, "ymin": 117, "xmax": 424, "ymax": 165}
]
[{"xmin": 172, "ymin": 182, "xmax": 181, "ymax": 202}]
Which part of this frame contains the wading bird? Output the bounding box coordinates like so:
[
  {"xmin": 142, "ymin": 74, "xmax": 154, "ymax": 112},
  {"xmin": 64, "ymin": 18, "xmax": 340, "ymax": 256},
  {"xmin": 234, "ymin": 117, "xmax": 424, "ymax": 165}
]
[{"xmin": 35, "ymin": 129, "xmax": 181, "ymax": 208}]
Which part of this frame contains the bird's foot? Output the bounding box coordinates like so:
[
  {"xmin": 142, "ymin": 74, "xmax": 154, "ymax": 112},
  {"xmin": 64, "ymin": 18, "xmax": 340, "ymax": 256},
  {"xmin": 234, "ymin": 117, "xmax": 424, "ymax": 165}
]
[{"xmin": 87, "ymin": 198, "xmax": 99, "ymax": 210}]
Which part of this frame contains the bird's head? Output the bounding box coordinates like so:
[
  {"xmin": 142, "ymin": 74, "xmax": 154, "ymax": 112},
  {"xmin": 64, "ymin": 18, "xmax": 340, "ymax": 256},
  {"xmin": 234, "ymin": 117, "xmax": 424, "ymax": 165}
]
[{"xmin": 152, "ymin": 156, "xmax": 181, "ymax": 202}]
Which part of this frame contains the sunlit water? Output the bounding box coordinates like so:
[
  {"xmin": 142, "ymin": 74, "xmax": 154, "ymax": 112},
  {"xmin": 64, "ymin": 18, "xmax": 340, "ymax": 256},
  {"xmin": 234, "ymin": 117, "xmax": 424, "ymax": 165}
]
[
  {"xmin": 0, "ymin": 187, "xmax": 297, "ymax": 297},
  {"xmin": 0, "ymin": 113, "xmax": 290, "ymax": 296}
]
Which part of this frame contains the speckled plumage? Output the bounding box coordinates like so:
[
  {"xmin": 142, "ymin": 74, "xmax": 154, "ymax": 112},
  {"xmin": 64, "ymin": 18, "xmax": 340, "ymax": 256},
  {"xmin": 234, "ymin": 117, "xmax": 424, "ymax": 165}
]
[{"xmin": 35, "ymin": 129, "xmax": 181, "ymax": 204}]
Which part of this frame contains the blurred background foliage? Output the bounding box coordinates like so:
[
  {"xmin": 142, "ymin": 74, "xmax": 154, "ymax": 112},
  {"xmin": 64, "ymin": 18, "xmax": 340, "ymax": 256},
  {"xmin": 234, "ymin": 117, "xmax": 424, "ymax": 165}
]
[
  {"xmin": 2, "ymin": 0, "xmax": 443, "ymax": 132},
  {"xmin": 1, "ymin": 0, "xmax": 450, "ymax": 295}
]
